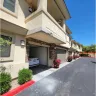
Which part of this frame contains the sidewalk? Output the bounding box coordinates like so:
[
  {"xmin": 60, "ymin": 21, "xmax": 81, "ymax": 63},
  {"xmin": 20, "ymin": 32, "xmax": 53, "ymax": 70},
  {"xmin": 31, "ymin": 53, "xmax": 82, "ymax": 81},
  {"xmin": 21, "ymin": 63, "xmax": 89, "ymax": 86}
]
[{"xmin": 32, "ymin": 59, "xmax": 77, "ymax": 82}]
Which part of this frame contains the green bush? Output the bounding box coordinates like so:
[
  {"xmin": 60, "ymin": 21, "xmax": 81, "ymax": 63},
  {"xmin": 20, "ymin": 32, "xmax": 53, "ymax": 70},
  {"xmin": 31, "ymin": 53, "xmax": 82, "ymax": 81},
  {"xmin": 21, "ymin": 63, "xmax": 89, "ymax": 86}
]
[
  {"xmin": 0, "ymin": 72, "xmax": 12, "ymax": 95},
  {"xmin": 18, "ymin": 68, "xmax": 32, "ymax": 85},
  {"xmin": 80, "ymin": 54, "xmax": 89, "ymax": 57}
]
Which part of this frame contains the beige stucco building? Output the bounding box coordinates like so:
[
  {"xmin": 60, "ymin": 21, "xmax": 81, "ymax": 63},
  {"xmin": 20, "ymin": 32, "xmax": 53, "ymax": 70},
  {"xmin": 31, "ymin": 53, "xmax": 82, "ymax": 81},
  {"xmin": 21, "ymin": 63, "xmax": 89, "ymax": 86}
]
[{"xmin": 0, "ymin": 0, "xmax": 82, "ymax": 79}]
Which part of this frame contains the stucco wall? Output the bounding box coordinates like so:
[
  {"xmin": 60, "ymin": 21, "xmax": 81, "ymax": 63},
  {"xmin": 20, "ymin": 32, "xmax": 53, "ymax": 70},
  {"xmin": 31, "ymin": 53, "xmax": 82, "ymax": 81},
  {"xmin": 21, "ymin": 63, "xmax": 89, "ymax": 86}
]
[
  {"xmin": 26, "ymin": 11, "xmax": 66, "ymax": 43},
  {"xmin": 49, "ymin": 59, "xmax": 53, "ymax": 67},
  {"xmin": 0, "ymin": 0, "xmax": 30, "ymax": 28},
  {"xmin": 42, "ymin": 12, "xmax": 66, "ymax": 42},
  {"xmin": 26, "ymin": 12, "xmax": 42, "ymax": 30},
  {"xmin": 1, "ymin": 34, "xmax": 28, "ymax": 79}
]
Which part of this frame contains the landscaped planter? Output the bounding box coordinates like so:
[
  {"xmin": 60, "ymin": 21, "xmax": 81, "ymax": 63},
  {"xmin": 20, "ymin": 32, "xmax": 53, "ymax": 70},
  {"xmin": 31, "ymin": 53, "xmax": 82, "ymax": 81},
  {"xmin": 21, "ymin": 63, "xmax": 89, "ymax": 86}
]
[
  {"xmin": 2, "ymin": 80, "xmax": 35, "ymax": 96},
  {"xmin": 53, "ymin": 59, "xmax": 61, "ymax": 68}
]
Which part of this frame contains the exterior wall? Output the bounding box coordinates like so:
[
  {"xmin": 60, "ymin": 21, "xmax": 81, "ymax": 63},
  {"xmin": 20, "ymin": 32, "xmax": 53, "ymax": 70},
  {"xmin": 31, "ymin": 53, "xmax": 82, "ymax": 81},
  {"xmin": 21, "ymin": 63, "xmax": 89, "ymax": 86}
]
[
  {"xmin": 63, "ymin": 23, "xmax": 66, "ymax": 32},
  {"xmin": 66, "ymin": 51, "xmax": 69, "ymax": 59},
  {"xmin": 26, "ymin": 10, "xmax": 66, "ymax": 43},
  {"xmin": 48, "ymin": 47, "xmax": 54, "ymax": 67},
  {"xmin": 42, "ymin": 12, "xmax": 66, "ymax": 42},
  {"xmin": 61, "ymin": 34, "xmax": 71, "ymax": 48},
  {"xmin": 0, "ymin": 0, "xmax": 31, "ymax": 28},
  {"xmin": 0, "ymin": 0, "xmax": 83, "ymax": 79},
  {"xmin": 79, "ymin": 46, "xmax": 82, "ymax": 52},
  {"xmin": 1, "ymin": 33, "xmax": 28, "ymax": 79},
  {"xmin": 26, "ymin": 11, "xmax": 42, "ymax": 30}
]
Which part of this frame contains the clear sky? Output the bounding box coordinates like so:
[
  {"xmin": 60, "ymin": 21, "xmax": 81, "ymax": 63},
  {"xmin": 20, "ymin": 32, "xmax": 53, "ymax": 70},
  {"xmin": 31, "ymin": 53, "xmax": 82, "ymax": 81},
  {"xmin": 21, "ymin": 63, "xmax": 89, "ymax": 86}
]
[{"xmin": 65, "ymin": 0, "xmax": 95, "ymax": 46}]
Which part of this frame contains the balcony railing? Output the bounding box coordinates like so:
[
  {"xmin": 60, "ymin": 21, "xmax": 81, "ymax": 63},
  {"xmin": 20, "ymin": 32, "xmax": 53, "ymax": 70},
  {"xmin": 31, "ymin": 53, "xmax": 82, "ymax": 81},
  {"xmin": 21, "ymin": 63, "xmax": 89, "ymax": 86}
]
[{"xmin": 25, "ymin": 10, "xmax": 66, "ymax": 43}]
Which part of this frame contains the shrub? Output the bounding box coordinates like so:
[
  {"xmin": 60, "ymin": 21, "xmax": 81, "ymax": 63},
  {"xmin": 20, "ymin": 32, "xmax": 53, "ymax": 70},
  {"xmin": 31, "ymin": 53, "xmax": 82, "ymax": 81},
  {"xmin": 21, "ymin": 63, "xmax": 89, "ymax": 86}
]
[
  {"xmin": 53, "ymin": 59, "xmax": 61, "ymax": 68},
  {"xmin": 18, "ymin": 68, "xmax": 32, "ymax": 85},
  {"xmin": 75, "ymin": 55, "xmax": 79, "ymax": 58},
  {"xmin": 67, "ymin": 56, "xmax": 72, "ymax": 62},
  {"xmin": 0, "ymin": 72, "xmax": 12, "ymax": 95},
  {"xmin": 80, "ymin": 54, "xmax": 89, "ymax": 57}
]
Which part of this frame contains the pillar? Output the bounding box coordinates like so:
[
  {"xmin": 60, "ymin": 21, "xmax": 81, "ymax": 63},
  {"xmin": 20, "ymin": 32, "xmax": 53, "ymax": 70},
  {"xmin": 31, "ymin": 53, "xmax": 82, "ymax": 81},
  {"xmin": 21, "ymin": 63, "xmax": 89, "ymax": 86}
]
[{"xmin": 37, "ymin": 0, "xmax": 47, "ymax": 11}]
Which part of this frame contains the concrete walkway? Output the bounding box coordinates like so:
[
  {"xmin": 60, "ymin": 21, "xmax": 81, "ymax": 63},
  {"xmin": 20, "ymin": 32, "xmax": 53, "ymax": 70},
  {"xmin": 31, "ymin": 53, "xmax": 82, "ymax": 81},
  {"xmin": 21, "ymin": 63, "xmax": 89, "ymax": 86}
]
[{"xmin": 32, "ymin": 59, "xmax": 77, "ymax": 82}]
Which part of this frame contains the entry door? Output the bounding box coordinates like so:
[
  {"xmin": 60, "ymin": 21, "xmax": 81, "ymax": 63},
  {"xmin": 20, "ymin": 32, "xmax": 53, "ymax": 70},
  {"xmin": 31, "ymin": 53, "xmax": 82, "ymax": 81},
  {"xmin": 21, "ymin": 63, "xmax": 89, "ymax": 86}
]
[{"xmin": 56, "ymin": 49, "xmax": 67, "ymax": 63}]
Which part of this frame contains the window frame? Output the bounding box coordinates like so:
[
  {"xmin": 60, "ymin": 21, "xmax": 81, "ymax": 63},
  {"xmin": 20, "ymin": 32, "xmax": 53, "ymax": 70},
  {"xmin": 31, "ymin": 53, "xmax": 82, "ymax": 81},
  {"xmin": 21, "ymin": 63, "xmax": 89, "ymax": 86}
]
[
  {"xmin": 0, "ymin": 32, "xmax": 15, "ymax": 62},
  {"xmin": 0, "ymin": 0, "xmax": 18, "ymax": 17}
]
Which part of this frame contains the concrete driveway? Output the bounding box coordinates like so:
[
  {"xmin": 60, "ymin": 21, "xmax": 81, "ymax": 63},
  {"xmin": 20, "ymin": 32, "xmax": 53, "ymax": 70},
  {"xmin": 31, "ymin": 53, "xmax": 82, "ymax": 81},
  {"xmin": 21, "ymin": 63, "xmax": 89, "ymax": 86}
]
[{"xmin": 16, "ymin": 57, "xmax": 96, "ymax": 96}]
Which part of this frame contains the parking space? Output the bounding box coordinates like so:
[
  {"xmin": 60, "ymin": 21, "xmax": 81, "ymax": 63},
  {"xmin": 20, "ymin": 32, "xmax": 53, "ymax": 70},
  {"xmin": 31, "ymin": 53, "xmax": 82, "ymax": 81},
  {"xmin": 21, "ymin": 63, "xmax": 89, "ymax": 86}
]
[{"xmin": 29, "ymin": 65, "xmax": 50, "ymax": 75}]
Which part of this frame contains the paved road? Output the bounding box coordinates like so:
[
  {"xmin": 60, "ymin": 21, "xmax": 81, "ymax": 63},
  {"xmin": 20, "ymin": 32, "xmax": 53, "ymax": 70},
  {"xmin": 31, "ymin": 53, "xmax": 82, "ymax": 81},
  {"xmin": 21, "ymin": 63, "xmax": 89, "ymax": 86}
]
[{"xmin": 16, "ymin": 58, "xmax": 96, "ymax": 96}]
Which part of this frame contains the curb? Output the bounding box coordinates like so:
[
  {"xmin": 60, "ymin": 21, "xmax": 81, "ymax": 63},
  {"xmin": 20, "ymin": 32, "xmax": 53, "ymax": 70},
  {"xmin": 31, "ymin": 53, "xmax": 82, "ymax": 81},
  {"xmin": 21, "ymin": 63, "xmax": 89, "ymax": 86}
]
[{"xmin": 2, "ymin": 80, "xmax": 35, "ymax": 96}]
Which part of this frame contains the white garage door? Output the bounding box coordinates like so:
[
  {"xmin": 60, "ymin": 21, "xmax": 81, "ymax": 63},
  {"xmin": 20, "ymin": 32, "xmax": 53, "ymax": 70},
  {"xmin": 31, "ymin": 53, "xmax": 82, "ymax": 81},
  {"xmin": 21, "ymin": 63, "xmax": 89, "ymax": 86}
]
[
  {"xmin": 29, "ymin": 46, "xmax": 48, "ymax": 66},
  {"xmin": 56, "ymin": 49, "xmax": 67, "ymax": 63}
]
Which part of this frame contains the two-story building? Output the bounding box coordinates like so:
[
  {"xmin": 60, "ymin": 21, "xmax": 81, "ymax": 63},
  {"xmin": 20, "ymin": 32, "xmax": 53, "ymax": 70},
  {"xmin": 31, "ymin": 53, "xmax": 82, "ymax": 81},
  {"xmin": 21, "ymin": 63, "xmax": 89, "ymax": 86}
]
[
  {"xmin": 0, "ymin": 0, "xmax": 82, "ymax": 79},
  {"xmin": 70, "ymin": 40, "xmax": 82, "ymax": 56}
]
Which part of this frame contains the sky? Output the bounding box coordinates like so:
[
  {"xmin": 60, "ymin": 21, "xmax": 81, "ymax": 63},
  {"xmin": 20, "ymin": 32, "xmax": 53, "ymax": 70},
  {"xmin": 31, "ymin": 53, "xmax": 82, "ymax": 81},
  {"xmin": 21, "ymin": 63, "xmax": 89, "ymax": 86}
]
[{"xmin": 65, "ymin": 0, "xmax": 95, "ymax": 46}]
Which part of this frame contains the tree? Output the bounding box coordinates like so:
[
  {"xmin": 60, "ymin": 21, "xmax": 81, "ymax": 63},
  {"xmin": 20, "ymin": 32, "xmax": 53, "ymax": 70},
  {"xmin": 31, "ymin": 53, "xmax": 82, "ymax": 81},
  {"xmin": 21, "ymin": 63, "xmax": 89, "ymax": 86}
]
[
  {"xmin": 82, "ymin": 44, "xmax": 96, "ymax": 52},
  {"xmin": 90, "ymin": 44, "xmax": 96, "ymax": 52}
]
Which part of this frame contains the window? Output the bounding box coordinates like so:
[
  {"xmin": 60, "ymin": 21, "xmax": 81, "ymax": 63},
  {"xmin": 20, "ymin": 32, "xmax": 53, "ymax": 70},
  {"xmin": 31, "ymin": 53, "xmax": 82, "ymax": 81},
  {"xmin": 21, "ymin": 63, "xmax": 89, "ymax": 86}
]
[
  {"xmin": 0, "ymin": 35, "xmax": 12, "ymax": 57},
  {"xmin": 0, "ymin": 33, "xmax": 15, "ymax": 61},
  {"xmin": 3, "ymin": 0, "xmax": 16, "ymax": 12}
]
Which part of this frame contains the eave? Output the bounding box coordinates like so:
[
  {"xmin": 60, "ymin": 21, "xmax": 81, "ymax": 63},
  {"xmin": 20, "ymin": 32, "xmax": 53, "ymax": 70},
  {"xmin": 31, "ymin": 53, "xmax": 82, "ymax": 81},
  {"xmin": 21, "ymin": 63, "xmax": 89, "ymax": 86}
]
[{"xmin": 54, "ymin": 0, "xmax": 71, "ymax": 20}]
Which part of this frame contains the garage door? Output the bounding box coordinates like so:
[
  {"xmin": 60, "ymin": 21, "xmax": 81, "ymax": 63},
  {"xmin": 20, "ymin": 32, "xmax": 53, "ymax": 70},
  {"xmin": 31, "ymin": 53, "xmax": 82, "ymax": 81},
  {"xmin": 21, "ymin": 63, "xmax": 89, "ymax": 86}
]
[
  {"xmin": 29, "ymin": 46, "xmax": 48, "ymax": 66},
  {"xmin": 56, "ymin": 49, "xmax": 67, "ymax": 63}
]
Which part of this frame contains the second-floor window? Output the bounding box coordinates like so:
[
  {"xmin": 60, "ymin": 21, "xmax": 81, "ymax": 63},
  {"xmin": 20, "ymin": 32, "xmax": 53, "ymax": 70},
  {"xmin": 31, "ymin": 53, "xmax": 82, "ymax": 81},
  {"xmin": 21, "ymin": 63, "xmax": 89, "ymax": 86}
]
[{"xmin": 3, "ymin": 0, "xmax": 16, "ymax": 12}]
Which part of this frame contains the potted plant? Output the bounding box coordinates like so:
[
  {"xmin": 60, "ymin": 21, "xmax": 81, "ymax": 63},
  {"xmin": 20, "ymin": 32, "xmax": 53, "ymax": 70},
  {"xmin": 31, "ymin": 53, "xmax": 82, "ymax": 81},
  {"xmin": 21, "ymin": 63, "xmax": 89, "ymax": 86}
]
[
  {"xmin": 67, "ymin": 55, "xmax": 72, "ymax": 62},
  {"xmin": 53, "ymin": 59, "xmax": 61, "ymax": 68}
]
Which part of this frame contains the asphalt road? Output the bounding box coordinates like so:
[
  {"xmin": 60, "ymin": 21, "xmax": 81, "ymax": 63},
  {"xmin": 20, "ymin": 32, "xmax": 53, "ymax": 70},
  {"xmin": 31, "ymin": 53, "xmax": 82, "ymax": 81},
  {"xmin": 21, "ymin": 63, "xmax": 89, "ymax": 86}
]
[{"xmin": 16, "ymin": 57, "xmax": 96, "ymax": 96}]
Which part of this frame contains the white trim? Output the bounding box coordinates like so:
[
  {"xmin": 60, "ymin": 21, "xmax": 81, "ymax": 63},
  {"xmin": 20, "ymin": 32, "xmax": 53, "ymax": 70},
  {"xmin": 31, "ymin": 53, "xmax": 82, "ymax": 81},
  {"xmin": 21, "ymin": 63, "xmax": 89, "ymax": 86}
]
[{"xmin": 0, "ymin": 0, "xmax": 18, "ymax": 18}]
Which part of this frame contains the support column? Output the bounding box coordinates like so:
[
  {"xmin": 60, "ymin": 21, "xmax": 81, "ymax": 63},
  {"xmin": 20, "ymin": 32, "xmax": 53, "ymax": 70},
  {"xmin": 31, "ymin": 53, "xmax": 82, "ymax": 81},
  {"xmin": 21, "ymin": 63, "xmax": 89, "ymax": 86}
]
[
  {"xmin": 63, "ymin": 22, "xmax": 66, "ymax": 32},
  {"xmin": 37, "ymin": 0, "xmax": 47, "ymax": 11}
]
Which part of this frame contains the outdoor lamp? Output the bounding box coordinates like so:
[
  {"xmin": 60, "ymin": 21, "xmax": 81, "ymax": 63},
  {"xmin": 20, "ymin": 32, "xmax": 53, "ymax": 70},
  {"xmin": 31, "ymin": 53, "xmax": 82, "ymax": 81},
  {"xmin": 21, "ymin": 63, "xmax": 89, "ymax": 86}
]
[
  {"xmin": 20, "ymin": 40, "xmax": 25, "ymax": 46},
  {"xmin": 29, "ymin": 7, "xmax": 33, "ymax": 13}
]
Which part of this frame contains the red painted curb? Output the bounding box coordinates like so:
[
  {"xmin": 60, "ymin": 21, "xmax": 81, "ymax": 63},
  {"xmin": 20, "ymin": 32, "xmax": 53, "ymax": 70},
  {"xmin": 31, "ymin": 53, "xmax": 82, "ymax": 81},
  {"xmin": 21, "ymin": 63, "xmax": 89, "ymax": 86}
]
[{"xmin": 2, "ymin": 80, "xmax": 35, "ymax": 96}]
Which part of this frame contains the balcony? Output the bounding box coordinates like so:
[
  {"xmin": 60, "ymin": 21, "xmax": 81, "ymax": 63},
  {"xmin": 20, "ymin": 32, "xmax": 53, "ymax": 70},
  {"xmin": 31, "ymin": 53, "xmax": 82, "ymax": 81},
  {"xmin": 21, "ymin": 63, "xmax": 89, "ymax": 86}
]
[
  {"xmin": 61, "ymin": 41, "xmax": 71, "ymax": 48},
  {"xmin": 25, "ymin": 10, "xmax": 66, "ymax": 44},
  {"xmin": 24, "ymin": 0, "xmax": 71, "ymax": 44}
]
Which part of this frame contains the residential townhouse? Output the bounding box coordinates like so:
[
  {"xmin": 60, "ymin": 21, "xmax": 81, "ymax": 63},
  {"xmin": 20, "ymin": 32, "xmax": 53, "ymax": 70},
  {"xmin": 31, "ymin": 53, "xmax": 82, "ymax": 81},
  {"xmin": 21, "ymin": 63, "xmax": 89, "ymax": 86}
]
[
  {"xmin": 71, "ymin": 40, "xmax": 82, "ymax": 56},
  {"xmin": 0, "ymin": 0, "xmax": 82, "ymax": 79}
]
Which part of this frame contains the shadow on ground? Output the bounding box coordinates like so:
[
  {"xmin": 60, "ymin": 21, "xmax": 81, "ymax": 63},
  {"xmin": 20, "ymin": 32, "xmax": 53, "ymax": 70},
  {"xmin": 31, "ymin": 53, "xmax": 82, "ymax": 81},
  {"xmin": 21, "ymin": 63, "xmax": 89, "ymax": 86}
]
[{"xmin": 29, "ymin": 65, "xmax": 50, "ymax": 75}]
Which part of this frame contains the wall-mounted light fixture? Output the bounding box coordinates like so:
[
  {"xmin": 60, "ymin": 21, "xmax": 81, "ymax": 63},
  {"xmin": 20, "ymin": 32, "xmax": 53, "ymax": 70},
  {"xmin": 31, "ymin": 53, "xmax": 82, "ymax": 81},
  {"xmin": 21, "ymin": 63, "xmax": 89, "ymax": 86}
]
[
  {"xmin": 20, "ymin": 40, "xmax": 25, "ymax": 46},
  {"xmin": 29, "ymin": 7, "xmax": 33, "ymax": 13}
]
